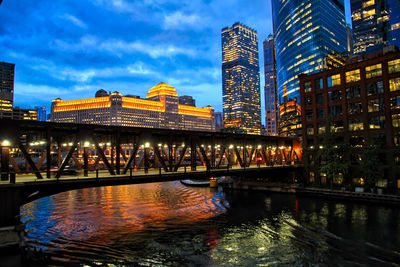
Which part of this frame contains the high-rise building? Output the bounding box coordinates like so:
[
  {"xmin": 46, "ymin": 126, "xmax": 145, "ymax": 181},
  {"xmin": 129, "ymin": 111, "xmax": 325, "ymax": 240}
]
[
  {"xmin": 0, "ymin": 62, "xmax": 15, "ymax": 119},
  {"xmin": 347, "ymin": 24, "xmax": 354, "ymax": 55},
  {"xmin": 221, "ymin": 22, "xmax": 261, "ymax": 135},
  {"xmin": 271, "ymin": 0, "xmax": 347, "ymax": 136},
  {"xmin": 34, "ymin": 106, "xmax": 47, "ymax": 121},
  {"xmin": 50, "ymin": 83, "xmax": 215, "ymax": 132},
  {"xmin": 215, "ymin": 112, "xmax": 223, "ymax": 131},
  {"xmin": 263, "ymin": 35, "xmax": 278, "ymax": 136},
  {"xmin": 178, "ymin": 95, "xmax": 196, "ymax": 107},
  {"xmin": 351, "ymin": 0, "xmax": 400, "ymax": 55}
]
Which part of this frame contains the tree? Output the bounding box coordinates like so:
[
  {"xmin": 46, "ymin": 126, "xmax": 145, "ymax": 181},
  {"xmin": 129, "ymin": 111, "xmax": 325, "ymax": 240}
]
[
  {"xmin": 317, "ymin": 127, "xmax": 350, "ymax": 188},
  {"xmin": 359, "ymin": 138, "xmax": 381, "ymax": 191}
]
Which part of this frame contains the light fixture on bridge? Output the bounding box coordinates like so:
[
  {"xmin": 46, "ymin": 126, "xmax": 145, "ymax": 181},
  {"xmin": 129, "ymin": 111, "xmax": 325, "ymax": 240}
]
[
  {"xmin": 84, "ymin": 141, "xmax": 91, "ymax": 147},
  {"xmin": 229, "ymin": 145, "xmax": 234, "ymax": 149},
  {"xmin": 1, "ymin": 140, "xmax": 11, "ymax": 146},
  {"xmin": 182, "ymin": 142, "xmax": 185, "ymax": 146},
  {"xmin": 68, "ymin": 142, "xmax": 73, "ymax": 146},
  {"xmin": 144, "ymin": 142, "xmax": 150, "ymax": 148},
  {"xmin": 258, "ymin": 145, "xmax": 262, "ymax": 149},
  {"xmin": 279, "ymin": 146, "xmax": 285, "ymax": 150},
  {"xmin": 62, "ymin": 143, "xmax": 67, "ymax": 147},
  {"xmin": 39, "ymin": 141, "xmax": 45, "ymax": 145},
  {"xmin": 158, "ymin": 143, "xmax": 162, "ymax": 147},
  {"xmin": 106, "ymin": 142, "xmax": 111, "ymax": 146}
]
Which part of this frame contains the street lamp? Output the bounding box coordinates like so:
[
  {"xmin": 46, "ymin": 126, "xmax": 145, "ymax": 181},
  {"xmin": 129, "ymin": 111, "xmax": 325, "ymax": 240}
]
[{"xmin": 83, "ymin": 141, "xmax": 90, "ymax": 177}]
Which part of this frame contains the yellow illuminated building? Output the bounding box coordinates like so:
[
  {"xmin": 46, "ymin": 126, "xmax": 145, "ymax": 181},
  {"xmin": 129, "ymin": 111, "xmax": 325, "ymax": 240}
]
[
  {"xmin": 222, "ymin": 23, "xmax": 262, "ymax": 135},
  {"xmin": 50, "ymin": 83, "xmax": 215, "ymax": 131}
]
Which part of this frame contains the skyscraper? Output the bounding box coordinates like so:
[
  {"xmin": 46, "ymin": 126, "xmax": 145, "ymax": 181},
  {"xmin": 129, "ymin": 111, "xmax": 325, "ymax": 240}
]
[
  {"xmin": 34, "ymin": 106, "xmax": 47, "ymax": 121},
  {"xmin": 271, "ymin": 0, "xmax": 347, "ymax": 136},
  {"xmin": 0, "ymin": 62, "xmax": 14, "ymax": 119},
  {"xmin": 221, "ymin": 22, "xmax": 261, "ymax": 135},
  {"xmin": 351, "ymin": 0, "xmax": 400, "ymax": 55},
  {"xmin": 347, "ymin": 24, "xmax": 354, "ymax": 55},
  {"xmin": 263, "ymin": 35, "xmax": 278, "ymax": 136}
]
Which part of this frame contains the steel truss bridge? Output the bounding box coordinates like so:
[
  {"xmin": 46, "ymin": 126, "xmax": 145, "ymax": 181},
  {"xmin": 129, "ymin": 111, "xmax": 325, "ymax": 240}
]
[{"xmin": 0, "ymin": 119, "xmax": 302, "ymax": 226}]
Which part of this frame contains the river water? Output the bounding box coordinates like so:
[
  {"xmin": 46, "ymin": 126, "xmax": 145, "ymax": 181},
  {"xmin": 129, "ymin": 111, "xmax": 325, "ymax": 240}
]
[{"xmin": 21, "ymin": 181, "xmax": 400, "ymax": 266}]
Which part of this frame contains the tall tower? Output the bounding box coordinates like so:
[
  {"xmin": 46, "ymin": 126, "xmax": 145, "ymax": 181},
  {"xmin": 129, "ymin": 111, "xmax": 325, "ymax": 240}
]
[
  {"xmin": 0, "ymin": 62, "xmax": 15, "ymax": 119},
  {"xmin": 263, "ymin": 35, "xmax": 278, "ymax": 136},
  {"xmin": 222, "ymin": 22, "xmax": 261, "ymax": 135},
  {"xmin": 271, "ymin": 0, "xmax": 347, "ymax": 136},
  {"xmin": 351, "ymin": 0, "xmax": 400, "ymax": 55}
]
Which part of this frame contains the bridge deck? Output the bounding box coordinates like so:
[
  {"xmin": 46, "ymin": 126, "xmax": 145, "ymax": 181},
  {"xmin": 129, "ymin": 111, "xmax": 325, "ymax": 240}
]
[{"xmin": 0, "ymin": 164, "xmax": 300, "ymax": 187}]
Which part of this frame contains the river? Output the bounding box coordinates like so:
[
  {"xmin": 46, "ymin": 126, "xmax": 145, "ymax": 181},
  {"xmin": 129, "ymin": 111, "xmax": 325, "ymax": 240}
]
[{"xmin": 20, "ymin": 181, "xmax": 400, "ymax": 266}]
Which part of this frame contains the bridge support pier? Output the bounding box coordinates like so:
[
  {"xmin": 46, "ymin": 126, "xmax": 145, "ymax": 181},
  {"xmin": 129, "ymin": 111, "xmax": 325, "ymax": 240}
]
[
  {"xmin": 1, "ymin": 146, "xmax": 10, "ymax": 181},
  {"xmin": 0, "ymin": 186, "xmax": 21, "ymax": 227}
]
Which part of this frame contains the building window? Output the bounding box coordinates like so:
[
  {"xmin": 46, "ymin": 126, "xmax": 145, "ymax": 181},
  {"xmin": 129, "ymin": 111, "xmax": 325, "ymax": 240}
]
[
  {"xmin": 365, "ymin": 64, "xmax": 382, "ymax": 79},
  {"xmin": 348, "ymin": 102, "xmax": 362, "ymax": 115},
  {"xmin": 305, "ymin": 95, "xmax": 313, "ymax": 106},
  {"xmin": 318, "ymin": 123, "xmax": 326, "ymax": 134},
  {"xmin": 307, "ymin": 125, "xmax": 314, "ymax": 135},
  {"xmin": 368, "ymin": 98, "xmax": 385, "ymax": 112},
  {"xmin": 367, "ymin": 81, "xmax": 383, "ymax": 96},
  {"xmin": 346, "ymin": 69, "xmax": 361, "ymax": 83},
  {"xmin": 369, "ymin": 116, "xmax": 386, "ymax": 129},
  {"xmin": 392, "ymin": 114, "xmax": 400, "ymax": 128},
  {"xmin": 304, "ymin": 81, "xmax": 312, "ymax": 92},
  {"xmin": 346, "ymin": 85, "xmax": 361, "ymax": 99},
  {"xmin": 329, "ymin": 105, "xmax": 342, "ymax": 118},
  {"xmin": 317, "ymin": 108, "xmax": 325, "ymax": 119},
  {"xmin": 328, "ymin": 90, "xmax": 341, "ymax": 102},
  {"xmin": 330, "ymin": 120, "xmax": 344, "ymax": 133},
  {"xmin": 350, "ymin": 136, "xmax": 364, "ymax": 148},
  {"xmin": 327, "ymin": 74, "xmax": 341, "ymax": 87},
  {"xmin": 389, "ymin": 78, "xmax": 400, "ymax": 92},
  {"xmin": 306, "ymin": 110, "xmax": 313, "ymax": 121},
  {"xmin": 316, "ymin": 93, "xmax": 324, "ymax": 105},
  {"xmin": 388, "ymin": 59, "xmax": 400, "ymax": 74},
  {"xmin": 309, "ymin": 172, "xmax": 315, "ymax": 183},
  {"xmin": 348, "ymin": 119, "xmax": 364, "ymax": 131},
  {"xmin": 390, "ymin": 96, "xmax": 400, "ymax": 110},
  {"xmin": 394, "ymin": 133, "xmax": 400, "ymax": 146},
  {"xmin": 315, "ymin": 78, "xmax": 323, "ymax": 90}
]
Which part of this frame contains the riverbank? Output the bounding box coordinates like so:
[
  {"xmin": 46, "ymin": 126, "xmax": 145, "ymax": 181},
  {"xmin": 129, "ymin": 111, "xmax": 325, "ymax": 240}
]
[
  {"xmin": 221, "ymin": 180, "xmax": 400, "ymax": 205},
  {"xmin": 296, "ymin": 187, "xmax": 400, "ymax": 205}
]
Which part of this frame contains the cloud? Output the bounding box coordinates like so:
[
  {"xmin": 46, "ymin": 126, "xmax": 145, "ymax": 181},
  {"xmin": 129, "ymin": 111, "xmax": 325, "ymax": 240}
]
[
  {"xmin": 59, "ymin": 14, "xmax": 88, "ymax": 29},
  {"xmin": 164, "ymin": 12, "xmax": 201, "ymax": 29}
]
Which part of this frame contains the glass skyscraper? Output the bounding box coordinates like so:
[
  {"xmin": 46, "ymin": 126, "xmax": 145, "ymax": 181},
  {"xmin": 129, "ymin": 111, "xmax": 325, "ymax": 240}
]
[
  {"xmin": 222, "ymin": 22, "xmax": 261, "ymax": 135},
  {"xmin": 0, "ymin": 61, "xmax": 14, "ymax": 119},
  {"xmin": 351, "ymin": 0, "xmax": 400, "ymax": 55},
  {"xmin": 263, "ymin": 35, "xmax": 278, "ymax": 136},
  {"xmin": 271, "ymin": 0, "xmax": 347, "ymax": 135}
]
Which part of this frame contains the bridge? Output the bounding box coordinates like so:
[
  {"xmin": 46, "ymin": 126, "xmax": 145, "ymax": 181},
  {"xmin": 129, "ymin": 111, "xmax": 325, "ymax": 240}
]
[{"xmin": 0, "ymin": 119, "xmax": 302, "ymax": 227}]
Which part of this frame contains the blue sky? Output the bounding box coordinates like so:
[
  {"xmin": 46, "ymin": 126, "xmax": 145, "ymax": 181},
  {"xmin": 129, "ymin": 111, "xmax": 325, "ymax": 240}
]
[{"xmin": 0, "ymin": 0, "xmax": 351, "ymax": 123}]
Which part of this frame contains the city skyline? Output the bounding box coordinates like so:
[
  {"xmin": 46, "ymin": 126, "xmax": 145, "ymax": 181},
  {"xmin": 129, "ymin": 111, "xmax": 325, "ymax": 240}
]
[{"xmin": 0, "ymin": 0, "xmax": 353, "ymax": 125}]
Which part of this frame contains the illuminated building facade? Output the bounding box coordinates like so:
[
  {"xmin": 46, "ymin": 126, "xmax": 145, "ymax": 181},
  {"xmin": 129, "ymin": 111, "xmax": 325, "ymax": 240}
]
[
  {"xmin": 279, "ymin": 87, "xmax": 302, "ymax": 137},
  {"xmin": 300, "ymin": 47, "xmax": 400, "ymax": 190},
  {"xmin": 264, "ymin": 35, "xmax": 278, "ymax": 136},
  {"xmin": 222, "ymin": 22, "xmax": 261, "ymax": 135},
  {"xmin": 351, "ymin": 0, "xmax": 400, "ymax": 55},
  {"xmin": 0, "ymin": 62, "xmax": 14, "ymax": 119},
  {"xmin": 50, "ymin": 83, "xmax": 215, "ymax": 132},
  {"xmin": 271, "ymin": 0, "xmax": 347, "ymax": 135},
  {"xmin": 12, "ymin": 107, "xmax": 37, "ymax": 120}
]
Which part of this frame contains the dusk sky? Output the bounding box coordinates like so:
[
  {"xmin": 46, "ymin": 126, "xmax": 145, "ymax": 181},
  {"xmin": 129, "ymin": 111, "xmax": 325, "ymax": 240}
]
[{"xmin": 0, "ymin": 0, "xmax": 352, "ymax": 123}]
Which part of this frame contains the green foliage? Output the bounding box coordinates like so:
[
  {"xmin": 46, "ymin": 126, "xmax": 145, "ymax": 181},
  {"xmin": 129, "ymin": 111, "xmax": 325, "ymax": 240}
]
[
  {"xmin": 359, "ymin": 139, "xmax": 381, "ymax": 189},
  {"xmin": 317, "ymin": 127, "xmax": 350, "ymax": 185}
]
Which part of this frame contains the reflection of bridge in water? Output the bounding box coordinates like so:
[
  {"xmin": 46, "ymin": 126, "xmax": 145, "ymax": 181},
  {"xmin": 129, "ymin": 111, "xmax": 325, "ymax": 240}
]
[{"xmin": 0, "ymin": 119, "xmax": 302, "ymax": 227}]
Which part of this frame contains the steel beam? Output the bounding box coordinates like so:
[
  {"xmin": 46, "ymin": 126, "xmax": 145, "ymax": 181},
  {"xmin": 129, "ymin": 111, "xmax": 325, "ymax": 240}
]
[{"xmin": 16, "ymin": 138, "xmax": 42, "ymax": 179}]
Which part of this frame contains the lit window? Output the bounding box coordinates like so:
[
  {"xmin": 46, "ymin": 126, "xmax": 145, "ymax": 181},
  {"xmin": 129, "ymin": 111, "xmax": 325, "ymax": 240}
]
[
  {"xmin": 307, "ymin": 125, "xmax": 314, "ymax": 135},
  {"xmin": 304, "ymin": 81, "xmax": 312, "ymax": 92},
  {"xmin": 368, "ymin": 98, "xmax": 385, "ymax": 112},
  {"xmin": 348, "ymin": 119, "xmax": 364, "ymax": 131},
  {"xmin": 365, "ymin": 64, "xmax": 382, "ymax": 79},
  {"xmin": 390, "ymin": 96, "xmax": 400, "ymax": 110},
  {"xmin": 388, "ymin": 59, "xmax": 400, "ymax": 74},
  {"xmin": 346, "ymin": 69, "xmax": 361, "ymax": 83},
  {"xmin": 389, "ymin": 78, "xmax": 400, "ymax": 92},
  {"xmin": 327, "ymin": 74, "xmax": 341, "ymax": 87},
  {"xmin": 369, "ymin": 116, "xmax": 385, "ymax": 129},
  {"xmin": 392, "ymin": 114, "xmax": 400, "ymax": 128}
]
